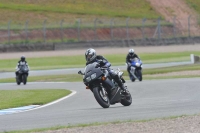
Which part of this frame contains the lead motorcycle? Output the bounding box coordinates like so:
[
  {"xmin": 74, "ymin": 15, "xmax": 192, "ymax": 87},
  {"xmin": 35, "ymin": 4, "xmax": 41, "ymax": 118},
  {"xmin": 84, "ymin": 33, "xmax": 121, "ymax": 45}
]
[
  {"xmin": 78, "ymin": 62, "xmax": 132, "ymax": 108},
  {"xmin": 128, "ymin": 58, "xmax": 143, "ymax": 82},
  {"xmin": 16, "ymin": 64, "xmax": 29, "ymax": 85}
]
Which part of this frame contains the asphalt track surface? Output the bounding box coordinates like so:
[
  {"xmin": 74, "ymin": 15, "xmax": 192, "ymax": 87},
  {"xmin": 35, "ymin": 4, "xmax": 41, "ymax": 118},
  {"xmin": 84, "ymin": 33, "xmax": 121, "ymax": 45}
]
[{"xmin": 1, "ymin": 61, "xmax": 200, "ymax": 132}]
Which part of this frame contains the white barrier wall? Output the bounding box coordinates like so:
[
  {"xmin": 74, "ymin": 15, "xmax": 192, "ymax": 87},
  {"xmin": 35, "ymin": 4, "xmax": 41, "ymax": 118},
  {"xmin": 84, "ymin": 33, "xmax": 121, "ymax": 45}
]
[
  {"xmin": 190, "ymin": 54, "xmax": 200, "ymax": 64},
  {"xmin": 191, "ymin": 54, "xmax": 194, "ymax": 64}
]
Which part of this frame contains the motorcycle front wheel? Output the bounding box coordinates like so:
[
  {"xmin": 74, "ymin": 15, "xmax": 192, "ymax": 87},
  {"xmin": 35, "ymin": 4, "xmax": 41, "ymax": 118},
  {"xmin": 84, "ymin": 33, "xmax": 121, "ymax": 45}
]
[
  {"xmin": 93, "ymin": 87, "xmax": 110, "ymax": 108},
  {"xmin": 136, "ymin": 69, "xmax": 142, "ymax": 81},
  {"xmin": 22, "ymin": 74, "xmax": 27, "ymax": 85},
  {"xmin": 16, "ymin": 76, "xmax": 21, "ymax": 85},
  {"xmin": 131, "ymin": 78, "xmax": 135, "ymax": 82}
]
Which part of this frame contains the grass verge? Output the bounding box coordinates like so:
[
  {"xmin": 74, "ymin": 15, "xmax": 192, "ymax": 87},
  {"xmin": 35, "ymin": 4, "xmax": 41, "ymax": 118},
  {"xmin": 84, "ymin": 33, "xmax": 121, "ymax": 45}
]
[
  {"xmin": 0, "ymin": 89, "xmax": 71, "ymax": 110},
  {"xmin": 5, "ymin": 114, "xmax": 198, "ymax": 133},
  {"xmin": 1, "ymin": 51, "xmax": 200, "ymax": 71},
  {"xmin": 185, "ymin": 0, "xmax": 200, "ymax": 15},
  {"xmin": 142, "ymin": 64, "xmax": 200, "ymax": 74},
  {"xmin": 0, "ymin": 74, "xmax": 83, "ymax": 83},
  {"xmin": 0, "ymin": 0, "xmax": 160, "ymax": 22},
  {"xmin": 0, "ymin": 64, "xmax": 199, "ymax": 83}
]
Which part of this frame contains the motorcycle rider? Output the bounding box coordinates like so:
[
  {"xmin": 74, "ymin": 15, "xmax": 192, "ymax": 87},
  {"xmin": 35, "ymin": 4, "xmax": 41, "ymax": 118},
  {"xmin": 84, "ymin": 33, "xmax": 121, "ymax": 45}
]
[
  {"xmin": 15, "ymin": 56, "xmax": 29, "ymax": 77},
  {"xmin": 85, "ymin": 48, "xmax": 128, "ymax": 95},
  {"xmin": 126, "ymin": 49, "xmax": 140, "ymax": 77}
]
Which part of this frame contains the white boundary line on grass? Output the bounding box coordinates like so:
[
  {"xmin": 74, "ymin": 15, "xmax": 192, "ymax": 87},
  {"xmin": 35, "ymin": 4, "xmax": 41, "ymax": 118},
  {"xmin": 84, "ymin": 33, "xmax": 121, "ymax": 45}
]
[
  {"xmin": 0, "ymin": 82, "xmax": 77, "ymax": 115},
  {"xmin": 0, "ymin": 81, "xmax": 86, "ymax": 86},
  {"xmin": 0, "ymin": 88, "xmax": 77, "ymax": 115},
  {"xmin": 23, "ymin": 90, "xmax": 77, "ymax": 111}
]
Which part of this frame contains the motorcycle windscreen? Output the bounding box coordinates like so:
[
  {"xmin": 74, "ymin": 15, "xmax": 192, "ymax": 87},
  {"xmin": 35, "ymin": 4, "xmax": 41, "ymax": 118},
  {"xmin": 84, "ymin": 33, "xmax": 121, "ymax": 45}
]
[
  {"xmin": 84, "ymin": 62, "xmax": 103, "ymax": 83},
  {"xmin": 131, "ymin": 58, "xmax": 142, "ymax": 66},
  {"xmin": 19, "ymin": 65, "xmax": 29, "ymax": 73}
]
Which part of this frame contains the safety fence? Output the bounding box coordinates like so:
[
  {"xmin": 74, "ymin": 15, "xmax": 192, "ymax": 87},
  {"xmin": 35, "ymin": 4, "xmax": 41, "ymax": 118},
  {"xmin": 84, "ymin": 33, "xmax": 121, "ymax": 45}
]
[{"xmin": 0, "ymin": 16, "xmax": 200, "ymax": 47}]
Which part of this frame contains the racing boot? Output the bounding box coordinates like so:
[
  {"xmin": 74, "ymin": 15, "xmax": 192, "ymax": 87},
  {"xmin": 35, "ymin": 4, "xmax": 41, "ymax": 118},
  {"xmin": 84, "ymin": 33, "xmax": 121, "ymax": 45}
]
[
  {"xmin": 113, "ymin": 75, "xmax": 128, "ymax": 95},
  {"xmin": 119, "ymin": 83, "xmax": 129, "ymax": 95}
]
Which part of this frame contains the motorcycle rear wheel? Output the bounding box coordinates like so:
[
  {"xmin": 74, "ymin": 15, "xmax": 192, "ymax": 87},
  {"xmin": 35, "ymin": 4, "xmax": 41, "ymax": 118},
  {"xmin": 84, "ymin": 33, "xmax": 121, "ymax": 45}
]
[{"xmin": 93, "ymin": 87, "xmax": 110, "ymax": 108}]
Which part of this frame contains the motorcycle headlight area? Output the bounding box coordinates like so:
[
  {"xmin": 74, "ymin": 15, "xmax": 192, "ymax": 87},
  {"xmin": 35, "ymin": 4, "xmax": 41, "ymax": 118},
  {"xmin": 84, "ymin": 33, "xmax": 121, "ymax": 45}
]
[
  {"xmin": 85, "ymin": 76, "xmax": 91, "ymax": 82},
  {"xmin": 131, "ymin": 67, "xmax": 135, "ymax": 70},
  {"xmin": 136, "ymin": 63, "xmax": 140, "ymax": 67},
  {"xmin": 91, "ymin": 73, "xmax": 97, "ymax": 79},
  {"xmin": 85, "ymin": 73, "xmax": 96, "ymax": 82}
]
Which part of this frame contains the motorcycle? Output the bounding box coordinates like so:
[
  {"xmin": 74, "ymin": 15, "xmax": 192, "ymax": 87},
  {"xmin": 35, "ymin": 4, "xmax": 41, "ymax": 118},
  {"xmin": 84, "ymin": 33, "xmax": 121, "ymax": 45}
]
[
  {"xmin": 16, "ymin": 64, "xmax": 29, "ymax": 85},
  {"xmin": 128, "ymin": 58, "xmax": 143, "ymax": 82},
  {"xmin": 78, "ymin": 62, "xmax": 132, "ymax": 108}
]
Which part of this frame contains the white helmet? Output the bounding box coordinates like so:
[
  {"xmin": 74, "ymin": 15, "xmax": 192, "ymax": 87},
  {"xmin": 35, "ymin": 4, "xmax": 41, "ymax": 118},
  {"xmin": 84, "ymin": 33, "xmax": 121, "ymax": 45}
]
[
  {"xmin": 128, "ymin": 49, "xmax": 134, "ymax": 56},
  {"xmin": 85, "ymin": 48, "xmax": 97, "ymax": 62}
]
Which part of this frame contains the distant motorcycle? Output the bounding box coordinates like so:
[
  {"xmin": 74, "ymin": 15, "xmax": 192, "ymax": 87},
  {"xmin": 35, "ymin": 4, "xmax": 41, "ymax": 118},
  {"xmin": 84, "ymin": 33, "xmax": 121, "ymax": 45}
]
[
  {"xmin": 78, "ymin": 62, "xmax": 132, "ymax": 108},
  {"xmin": 16, "ymin": 64, "xmax": 29, "ymax": 85},
  {"xmin": 128, "ymin": 58, "xmax": 143, "ymax": 82}
]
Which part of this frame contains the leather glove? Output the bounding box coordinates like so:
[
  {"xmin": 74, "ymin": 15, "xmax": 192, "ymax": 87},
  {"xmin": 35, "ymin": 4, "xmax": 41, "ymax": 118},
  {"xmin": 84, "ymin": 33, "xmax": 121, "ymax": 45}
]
[
  {"xmin": 98, "ymin": 60, "xmax": 105, "ymax": 66},
  {"xmin": 127, "ymin": 62, "xmax": 131, "ymax": 67},
  {"xmin": 95, "ymin": 63, "xmax": 100, "ymax": 68},
  {"xmin": 97, "ymin": 59, "xmax": 103, "ymax": 63}
]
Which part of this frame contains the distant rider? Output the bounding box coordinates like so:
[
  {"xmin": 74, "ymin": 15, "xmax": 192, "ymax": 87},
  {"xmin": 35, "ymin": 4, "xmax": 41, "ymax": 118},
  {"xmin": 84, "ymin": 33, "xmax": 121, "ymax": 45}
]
[
  {"xmin": 15, "ymin": 56, "xmax": 29, "ymax": 77},
  {"xmin": 85, "ymin": 48, "xmax": 128, "ymax": 95},
  {"xmin": 126, "ymin": 49, "xmax": 140, "ymax": 77}
]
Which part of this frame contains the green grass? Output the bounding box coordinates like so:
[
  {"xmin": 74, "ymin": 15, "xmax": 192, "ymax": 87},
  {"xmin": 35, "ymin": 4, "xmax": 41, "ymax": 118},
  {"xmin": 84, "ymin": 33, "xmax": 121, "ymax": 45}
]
[
  {"xmin": 0, "ymin": 0, "xmax": 168, "ymax": 31},
  {"xmin": 185, "ymin": 0, "xmax": 200, "ymax": 25},
  {"xmin": 1, "ymin": 51, "xmax": 200, "ymax": 71},
  {"xmin": 3, "ymin": 38, "xmax": 78, "ymax": 45},
  {"xmin": 4, "ymin": 114, "xmax": 199, "ymax": 133},
  {"xmin": 0, "ymin": 21, "xmax": 172, "ymax": 30},
  {"xmin": 144, "ymin": 75, "xmax": 200, "ymax": 80},
  {"xmin": 123, "ymin": 64, "xmax": 200, "ymax": 80},
  {"xmin": 142, "ymin": 64, "xmax": 200, "ymax": 75},
  {"xmin": 0, "ymin": 0, "xmax": 160, "ymax": 20},
  {"xmin": 0, "ymin": 74, "xmax": 83, "ymax": 83},
  {"xmin": 0, "ymin": 64, "xmax": 199, "ymax": 83},
  {"xmin": 0, "ymin": 89, "xmax": 71, "ymax": 110},
  {"xmin": 0, "ymin": 1, "xmax": 169, "ymax": 45},
  {"xmin": 185, "ymin": 0, "xmax": 200, "ymax": 15}
]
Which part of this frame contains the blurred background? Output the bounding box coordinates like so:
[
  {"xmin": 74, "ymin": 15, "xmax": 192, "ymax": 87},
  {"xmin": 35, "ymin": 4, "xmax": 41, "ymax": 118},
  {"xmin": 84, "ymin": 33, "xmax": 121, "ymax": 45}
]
[{"xmin": 0, "ymin": 0, "xmax": 199, "ymax": 48}]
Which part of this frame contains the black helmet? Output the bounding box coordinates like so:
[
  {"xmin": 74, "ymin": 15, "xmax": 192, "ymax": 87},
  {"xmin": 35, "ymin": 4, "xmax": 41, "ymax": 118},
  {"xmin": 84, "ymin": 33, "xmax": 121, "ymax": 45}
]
[
  {"xmin": 85, "ymin": 48, "xmax": 96, "ymax": 62},
  {"xmin": 21, "ymin": 56, "xmax": 25, "ymax": 62}
]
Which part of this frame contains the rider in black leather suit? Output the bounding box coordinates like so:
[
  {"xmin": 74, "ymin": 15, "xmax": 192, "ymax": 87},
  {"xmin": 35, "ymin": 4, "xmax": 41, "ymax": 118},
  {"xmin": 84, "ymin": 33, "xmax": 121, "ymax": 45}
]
[
  {"xmin": 15, "ymin": 56, "xmax": 29, "ymax": 77},
  {"xmin": 85, "ymin": 48, "xmax": 127, "ymax": 94}
]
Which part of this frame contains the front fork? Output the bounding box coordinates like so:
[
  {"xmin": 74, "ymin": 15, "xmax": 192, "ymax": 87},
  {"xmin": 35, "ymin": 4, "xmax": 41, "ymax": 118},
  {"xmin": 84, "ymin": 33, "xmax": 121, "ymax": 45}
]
[
  {"xmin": 130, "ymin": 67, "xmax": 137, "ymax": 79},
  {"xmin": 89, "ymin": 81, "xmax": 108, "ymax": 97},
  {"xmin": 101, "ymin": 86, "xmax": 107, "ymax": 97}
]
